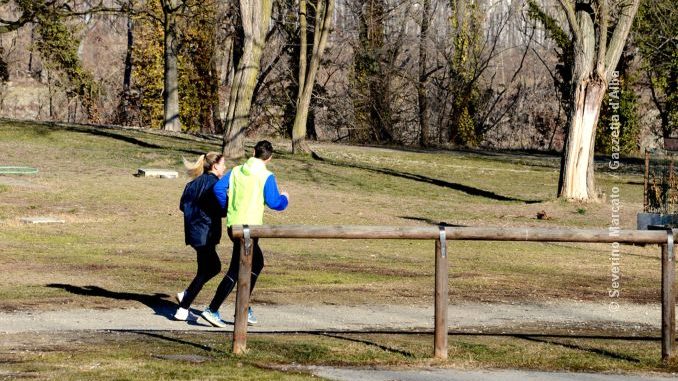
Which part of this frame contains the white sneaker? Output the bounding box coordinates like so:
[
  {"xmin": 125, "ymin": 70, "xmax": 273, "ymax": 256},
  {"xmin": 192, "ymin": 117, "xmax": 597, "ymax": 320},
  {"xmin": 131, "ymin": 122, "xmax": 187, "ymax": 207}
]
[
  {"xmin": 176, "ymin": 291, "xmax": 185, "ymax": 304},
  {"xmin": 174, "ymin": 307, "xmax": 189, "ymax": 321}
]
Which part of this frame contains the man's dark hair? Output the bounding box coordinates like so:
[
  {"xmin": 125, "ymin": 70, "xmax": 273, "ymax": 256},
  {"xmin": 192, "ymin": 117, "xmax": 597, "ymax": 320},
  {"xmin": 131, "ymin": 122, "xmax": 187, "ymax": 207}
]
[{"xmin": 254, "ymin": 140, "xmax": 273, "ymax": 160}]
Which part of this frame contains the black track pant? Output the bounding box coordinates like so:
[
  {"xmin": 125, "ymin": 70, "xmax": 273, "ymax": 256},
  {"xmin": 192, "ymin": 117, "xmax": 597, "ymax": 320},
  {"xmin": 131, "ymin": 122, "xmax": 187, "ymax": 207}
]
[
  {"xmin": 179, "ymin": 245, "xmax": 221, "ymax": 309},
  {"xmin": 208, "ymin": 235, "xmax": 264, "ymax": 312}
]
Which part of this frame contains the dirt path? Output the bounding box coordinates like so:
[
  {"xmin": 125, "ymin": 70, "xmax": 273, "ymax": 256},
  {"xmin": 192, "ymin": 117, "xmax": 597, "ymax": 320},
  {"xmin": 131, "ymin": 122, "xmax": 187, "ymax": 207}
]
[
  {"xmin": 305, "ymin": 366, "xmax": 678, "ymax": 381},
  {"xmin": 2, "ymin": 301, "xmax": 675, "ymax": 381},
  {"xmin": 0, "ymin": 301, "xmax": 667, "ymax": 333}
]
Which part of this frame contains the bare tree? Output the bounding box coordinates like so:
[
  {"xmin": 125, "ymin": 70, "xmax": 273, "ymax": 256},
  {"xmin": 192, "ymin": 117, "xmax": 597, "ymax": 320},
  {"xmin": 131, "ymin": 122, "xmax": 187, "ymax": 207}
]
[
  {"xmin": 160, "ymin": 0, "xmax": 182, "ymax": 131},
  {"xmin": 0, "ymin": 1, "xmax": 120, "ymax": 122},
  {"xmin": 222, "ymin": 0, "xmax": 273, "ymax": 158},
  {"xmin": 634, "ymin": 0, "xmax": 678, "ymax": 139},
  {"xmin": 352, "ymin": 0, "xmax": 393, "ymax": 143},
  {"xmin": 116, "ymin": 0, "xmax": 135, "ymax": 125},
  {"xmin": 417, "ymin": 0, "xmax": 431, "ymax": 147},
  {"xmin": 555, "ymin": 0, "xmax": 640, "ymax": 200},
  {"xmin": 291, "ymin": 0, "xmax": 335, "ymax": 154}
]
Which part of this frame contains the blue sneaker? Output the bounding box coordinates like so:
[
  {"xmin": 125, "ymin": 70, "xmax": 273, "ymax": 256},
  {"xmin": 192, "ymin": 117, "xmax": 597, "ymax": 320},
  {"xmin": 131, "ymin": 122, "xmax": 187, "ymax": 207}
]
[
  {"xmin": 202, "ymin": 308, "xmax": 227, "ymax": 328},
  {"xmin": 247, "ymin": 306, "xmax": 257, "ymax": 325}
]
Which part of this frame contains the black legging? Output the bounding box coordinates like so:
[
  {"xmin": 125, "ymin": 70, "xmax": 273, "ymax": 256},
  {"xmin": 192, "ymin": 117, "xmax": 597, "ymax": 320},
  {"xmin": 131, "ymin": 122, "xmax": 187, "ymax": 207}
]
[
  {"xmin": 179, "ymin": 245, "xmax": 221, "ymax": 309},
  {"xmin": 208, "ymin": 235, "xmax": 264, "ymax": 312}
]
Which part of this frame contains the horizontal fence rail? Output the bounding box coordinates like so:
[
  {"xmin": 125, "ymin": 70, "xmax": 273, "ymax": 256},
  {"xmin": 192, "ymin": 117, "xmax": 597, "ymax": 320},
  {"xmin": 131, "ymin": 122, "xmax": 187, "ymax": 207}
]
[
  {"xmin": 228, "ymin": 225, "xmax": 676, "ymax": 362},
  {"xmin": 231, "ymin": 225, "xmax": 672, "ymax": 243}
]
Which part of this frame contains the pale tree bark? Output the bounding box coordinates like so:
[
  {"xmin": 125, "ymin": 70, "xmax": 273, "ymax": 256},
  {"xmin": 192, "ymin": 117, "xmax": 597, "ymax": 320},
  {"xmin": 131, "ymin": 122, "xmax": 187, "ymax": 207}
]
[
  {"xmin": 222, "ymin": 0, "xmax": 273, "ymax": 158},
  {"xmin": 291, "ymin": 0, "xmax": 335, "ymax": 154},
  {"xmin": 161, "ymin": 0, "xmax": 181, "ymax": 131},
  {"xmin": 557, "ymin": 0, "xmax": 639, "ymax": 200}
]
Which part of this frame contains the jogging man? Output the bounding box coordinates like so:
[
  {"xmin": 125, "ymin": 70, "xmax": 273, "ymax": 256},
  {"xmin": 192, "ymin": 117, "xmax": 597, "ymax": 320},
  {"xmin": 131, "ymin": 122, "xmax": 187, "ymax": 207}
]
[{"xmin": 201, "ymin": 140, "xmax": 289, "ymax": 327}]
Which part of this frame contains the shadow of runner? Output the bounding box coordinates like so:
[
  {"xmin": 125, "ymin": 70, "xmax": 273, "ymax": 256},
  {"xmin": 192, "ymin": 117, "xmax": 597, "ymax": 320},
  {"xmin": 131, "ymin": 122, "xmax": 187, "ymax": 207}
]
[{"xmin": 45, "ymin": 283, "xmax": 199, "ymax": 322}]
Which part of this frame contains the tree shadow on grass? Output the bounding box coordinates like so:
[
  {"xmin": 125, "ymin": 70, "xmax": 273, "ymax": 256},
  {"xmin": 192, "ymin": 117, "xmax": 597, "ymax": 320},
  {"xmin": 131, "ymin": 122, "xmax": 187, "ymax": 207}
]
[
  {"xmin": 248, "ymin": 329, "xmax": 661, "ymax": 363},
  {"xmin": 399, "ymin": 216, "xmax": 467, "ymax": 227},
  {"xmin": 39, "ymin": 123, "xmax": 213, "ymax": 158},
  {"xmin": 315, "ymin": 332, "xmax": 415, "ymax": 358},
  {"xmin": 513, "ymin": 334, "xmax": 642, "ymax": 363},
  {"xmin": 45, "ymin": 283, "xmax": 203, "ymax": 323},
  {"xmin": 128, "ymin": 330, "xmax": 228, "ymax": 355},
  {"xmin": 69, "ymin": 128, "xmax": 165, "ymax": 149},
  {"xmin": 67, "ymin": 128, "xmax": 207, "ymax": 157},
  {"xmin": 118, "ymin": 330, "xmax": 653, "ymax": 364},
  {"xmin": 311, "ymin": 154, "xmax": 543, "ymax": 204},
  {"xmin": 375, "ymin": 168, "xmax": 541, "ymax": 203}
]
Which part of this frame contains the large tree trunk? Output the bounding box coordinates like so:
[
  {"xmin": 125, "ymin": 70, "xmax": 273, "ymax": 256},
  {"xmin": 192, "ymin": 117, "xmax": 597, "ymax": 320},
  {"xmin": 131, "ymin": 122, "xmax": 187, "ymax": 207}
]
[
  {"xmin": 162, "ymin": 0, "xmax": 181, "ymax": 131},
  {"xmin": 559, "ymin": 79, "xmax": 606, "ymax": 199},
  {"xmin": 223, "ymin": 0, "xmax": 272, "ymax": 158},
  {"xmin": 557, "ymin": 0, "xmax": 640, "ymax": 200},
  {"xmin": 291, "ymin": 0, "xmax": 334, "ymax": 154},
  {"xmin": 292, "ymin": 0, "xmax": 309, "ymax": 154}
]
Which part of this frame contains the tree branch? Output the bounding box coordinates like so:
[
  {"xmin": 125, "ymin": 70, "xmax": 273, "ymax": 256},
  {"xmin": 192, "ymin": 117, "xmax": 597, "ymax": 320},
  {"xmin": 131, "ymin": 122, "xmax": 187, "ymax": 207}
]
[
  {"xmin": 596, "ymin": 0, "xmax": 608, "ymax": 77},
  {"xmin": 646, "ymin": 70, "xmax": 666, "ymax": 123},
  {"xmin": 604, "ymin": 0, "xmax": 640, "ymax": 80},
  {"xmin": 531, "ymin": 47, "xmax": 557, "ymax": 82},
  {"xmin": 0, "ymin": 7, "xmax": 37, "ymax": 34},
  {"xmin": 556, "ymin": 0, "xmax": 581, "ymax": 41},
  {"xmin": 1, "ymin": 1, "xmax": 127, "ymax": 35}
]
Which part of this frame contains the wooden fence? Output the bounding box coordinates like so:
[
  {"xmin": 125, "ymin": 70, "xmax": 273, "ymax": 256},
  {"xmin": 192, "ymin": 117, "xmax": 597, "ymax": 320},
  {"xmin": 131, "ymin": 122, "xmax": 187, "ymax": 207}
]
[{"xmin": 228, "ymin": 225, "xmax": 677, "ymax": 362}]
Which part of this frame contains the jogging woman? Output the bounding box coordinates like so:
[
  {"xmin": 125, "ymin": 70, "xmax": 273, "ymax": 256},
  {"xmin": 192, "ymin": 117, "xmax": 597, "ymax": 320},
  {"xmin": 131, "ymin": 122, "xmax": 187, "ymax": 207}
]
[{"xmin": 174, "ymin": 152, "xmax": 226, "ymax": 321}]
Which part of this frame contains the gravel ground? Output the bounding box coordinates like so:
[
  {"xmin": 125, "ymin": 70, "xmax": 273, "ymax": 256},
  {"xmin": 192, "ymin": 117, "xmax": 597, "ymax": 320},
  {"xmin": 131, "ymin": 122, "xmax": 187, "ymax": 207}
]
[{"xmin": 0, "ymin": 300, "xmax": 666, "ymax": 333}]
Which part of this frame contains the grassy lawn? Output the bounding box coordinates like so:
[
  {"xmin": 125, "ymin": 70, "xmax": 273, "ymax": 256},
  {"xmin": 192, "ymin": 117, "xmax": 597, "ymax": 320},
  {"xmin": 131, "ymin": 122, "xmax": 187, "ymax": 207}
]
[
  {"xmin": 1, "ymin": 329, "xmax": 677, "ymax": 380},
  {"xmin": 0, "ymin": 119, "xmax": 674, "ymax": 378},
  {"xmin": 0, "ymin": 119, "xmax": 658, "ymax": 309}
]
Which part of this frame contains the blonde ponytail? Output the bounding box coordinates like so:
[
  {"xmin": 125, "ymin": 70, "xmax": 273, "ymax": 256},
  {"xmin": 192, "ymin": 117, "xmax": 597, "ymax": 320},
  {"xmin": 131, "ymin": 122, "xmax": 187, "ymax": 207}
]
[{"xmin": 184, "ymin": 152, "xmax": 223, "ymax": 179}]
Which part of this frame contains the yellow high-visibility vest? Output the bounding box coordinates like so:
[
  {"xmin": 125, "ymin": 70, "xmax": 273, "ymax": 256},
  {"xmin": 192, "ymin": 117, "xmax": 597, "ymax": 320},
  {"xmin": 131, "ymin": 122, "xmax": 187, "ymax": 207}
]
[{"xmin": 226, "ymin": 157, "xmax": 272, "ymax": 227}]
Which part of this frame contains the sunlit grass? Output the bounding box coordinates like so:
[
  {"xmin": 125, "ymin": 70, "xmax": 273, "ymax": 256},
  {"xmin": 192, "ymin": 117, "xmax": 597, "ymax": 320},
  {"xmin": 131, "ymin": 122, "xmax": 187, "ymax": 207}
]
[
  {"xmin": 0, "ymin": 119, "xmax": 657, "ymax": 310},
  {"xmin": 1, "ymin": 330, "xmax": 677, "ymax": 379},
  {"xmin": 0, "ymin": 120, "xmax": 675, "ymax": 378}
]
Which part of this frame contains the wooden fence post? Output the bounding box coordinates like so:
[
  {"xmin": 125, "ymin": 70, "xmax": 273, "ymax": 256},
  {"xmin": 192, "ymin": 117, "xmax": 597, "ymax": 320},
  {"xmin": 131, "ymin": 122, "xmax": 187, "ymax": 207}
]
[
  {"xmin": 661, "ymin": 230, "xmax": 676, "ymax": 362},
  {"xmin": 434, "ymin": 227, "xmax": 448, "ymax": 359},
  {"xmin": 644, "ymin": 149, "xmax": 649, "ymax": 211},
  {"xmin": 227, "ymin": 224, "xmax": 674, "ymax": 362},
  {"xmin": 233, "ymin": 226, "xmax": 253, "ymax": 355}
]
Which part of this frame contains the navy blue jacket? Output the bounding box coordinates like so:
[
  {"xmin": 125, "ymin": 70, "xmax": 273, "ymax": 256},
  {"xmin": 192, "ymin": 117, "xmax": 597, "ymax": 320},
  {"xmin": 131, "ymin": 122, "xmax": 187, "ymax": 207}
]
[{"xmin": 180, "ymin": 173, "xmax": 223, "ymax": 247}]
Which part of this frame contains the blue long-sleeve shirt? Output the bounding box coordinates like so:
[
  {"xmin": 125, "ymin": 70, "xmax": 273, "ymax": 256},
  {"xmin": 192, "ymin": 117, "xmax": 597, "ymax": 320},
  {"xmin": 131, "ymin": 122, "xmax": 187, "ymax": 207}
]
[{"xmin": 213, "ymin": 169, "xmax": 288, "ymax": 213}]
